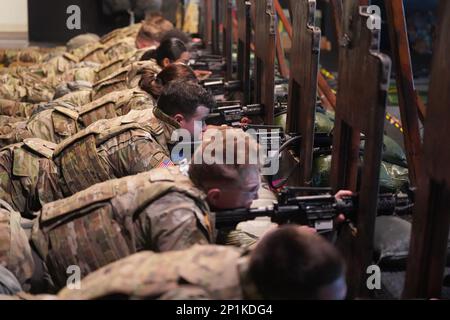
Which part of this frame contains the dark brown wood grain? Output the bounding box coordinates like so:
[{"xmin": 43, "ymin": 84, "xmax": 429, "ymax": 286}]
[
  {"xmin": 403, "ymin": 0, "xmax": 450, "ymax": 299},
  {"xmin": 254, "ymin": 0, "xmax": 276, "ymax": 124},
  {"xmin": 223, "ymin": 0, "xmax": 233, "ymax": 81},
  {"xmin": 331, "ymin": 0, "xmax": 392, "ymax": 298},
  {"xmin": 237, "ymin": 0, "xmax": 252, "ymax": 104},
  {"xmin": 385, "ymin": 0, "xmax": 423, "ymax": 187},
  {"xmin": 286, "ymin": 0, "xmax": 321, "ymax": 187}
]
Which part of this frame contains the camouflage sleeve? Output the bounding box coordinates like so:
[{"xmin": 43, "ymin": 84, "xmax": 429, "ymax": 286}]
[
  {"xmin": 158, "ymin": 285, "xmax": 211, "ymax": 300},
  {"xmin": 136, "ymin": 193, "xmax": 211, "ymax": 252},
  {"xmin": 99, "ymin": 132, "xmax": 172, "ymax": 178},
  {"xmin": 125, "ymin": 94, "xmax": 155, "ymax": 113}
]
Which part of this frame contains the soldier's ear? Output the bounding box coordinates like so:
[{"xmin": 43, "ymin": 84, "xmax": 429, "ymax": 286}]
[
  {"xmin": 206, "ymin": 188, "xmax": 221, "ymax": 207},
  {"xmin": 173, "ymin": 114, "xmax": 185, "ymax": 125},
  {"xmin": 162, "ymin": 58, "xmax": 171, "ymax": 68}
]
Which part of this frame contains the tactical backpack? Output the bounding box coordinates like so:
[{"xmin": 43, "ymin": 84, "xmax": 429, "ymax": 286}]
[{"xmin": 32, "ymin": 166, "xmax": 210, "ymax": 289}]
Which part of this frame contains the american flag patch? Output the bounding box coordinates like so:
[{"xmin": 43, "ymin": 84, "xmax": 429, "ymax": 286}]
[{"xmin": 156, "ymin": 158, "xmax": 174, "ymax": 168}]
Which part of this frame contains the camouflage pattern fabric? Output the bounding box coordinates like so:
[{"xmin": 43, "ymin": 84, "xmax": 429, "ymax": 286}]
[
  {"xmin": 0, "ymin": 120, "xmax": 33, "ymax": 149},
  {"xmin": 0, "ymin": 139, "xmax": 62, "ymax": 217},
  {"xmin": 52, "ymin": 108, "xmax": 173, "ymax": 197},
  {"xmin": 56, "ymin": 246, "xmax": 253, "ymax": 300},
  {"xmin": 70, "ymin": 42, "xmax": 107, "ymax": 65},
  {"xmin": 100, "ymin": 23, "xmax": 142, "ymax": 45},
  {"xmin": 92, "ymin": 60, "xmax": 161, "ymax": 100},
  {"xmin": 0, "ymin": 200, "xmax": 35, "ymax": 290},
  {"xmin": 53, "ymin": 89, "xmax": 92, "ymax": 107},
  {"xmin": 103, "ymin": 36, "xmax": 137, "ymax": 61},
  {"xmin": 31, "ymin": 166, "xmax": 212, "ymax": 290},
  {"xmin": 66, "ymin": 33, "xmax": 100, "ymax": 51},
  {"xmin": 0, "ymin": 89, "xmax": 155, "ymax": 147},
  {"xmin": 0, "ymin": 98, "xmax": 36, "ymax": 118}
]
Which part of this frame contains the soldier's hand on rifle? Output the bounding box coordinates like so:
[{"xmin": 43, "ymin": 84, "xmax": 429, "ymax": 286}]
[
  {"xmin": 194, "ymin": 70, "xmax": 213, "ymax": 81},
  {"xmin": 297, "ymin": 225, "xmax": 317, "ymax": 234},
  {"xmin": 334, "ymin": 190, "xmax": 354, "ymax": 224}
]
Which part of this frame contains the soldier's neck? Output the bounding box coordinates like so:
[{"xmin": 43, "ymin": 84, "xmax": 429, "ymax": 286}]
[{"xmin": 153, "ymin": 107, "xmax": 181, "ymax": 131}]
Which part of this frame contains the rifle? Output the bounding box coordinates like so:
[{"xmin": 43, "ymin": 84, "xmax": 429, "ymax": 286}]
[
  {"xmin": 202, "ymin": 77, "xmax": 289, "ymax": 97},
  {"xmin": 206, "ymin": 102, "xmax": 288, "ymax": 126},
  {"xmin": 214, "ymin": 187, "xmax": 413, "ymax": 233}
]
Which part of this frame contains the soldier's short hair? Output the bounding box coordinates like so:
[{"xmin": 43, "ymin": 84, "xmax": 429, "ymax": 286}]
[
  {"xmin": 189, "ymin": 127, "xmax": 262, "ymax": 189},
  {"xmin": 248, "ymin": 225, "xmax": 345, "ymax": 300},
  {"xmin": 157, "ymin": 80, "xmax": 215, "ymax": 118}
]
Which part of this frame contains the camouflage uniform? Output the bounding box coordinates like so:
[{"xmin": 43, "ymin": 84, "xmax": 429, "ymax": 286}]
[
  {"xmin": 53, "ymin": 89, "xmax": 92, "ymax": 107},
  {"xmin": 66, "ymin": 33, "xmax": 100, "ymax": 51},
  {"xmin": 99, "ymin": 23, "xmax": 142, "ymax": 46},
  {"xmin": 0, "ymin": 139, "xmax": 62, "ymax": 217},
  {"xmin": 0, "ymin": 200, "xmax": 35, "ymax": 291},
  {"xmin": 31, "ymin": 166, "xmax": 213, "ymax": 290},
  {"xmin": 0, "ymin": 98, "xmax": 36, "ymax": 118},
  {"xmin": 69, "ymin": 42, "xmax": 108, "ymax": 65},
  {"xmin": 0, "ymin": 120, "xmax": 32, "ymax": 149},
  {"xmin": 95, "ymin": 48, "xmax": 151, "ymax": 81},
  {"xmin": 52, "ymin": 108, "xmax": 173, "ymax": 197},
  {"xmin": 92, "ymin": 60, "xmax": 161, "ymax": 100},
  {"xmin": 0, "ymin": 88, "xmax": 155, "ymax": 147},
  {"xmin": 0, "ymin": 115, "xmax": 26, "ymax": 131},
  {"xmin": 57, "ymin": 245, "xmax": 259, "ymax": 300},
  {"xmin": 0, "ymin": 48, "xmax": 43, "ymax": 67},
  {"xmin": 103, "ymin": 36, "xmax": 137, "ymax": 61},
  {"xmin": 0, "ymin": 70, "xmax": 55, "ymax": 103}
]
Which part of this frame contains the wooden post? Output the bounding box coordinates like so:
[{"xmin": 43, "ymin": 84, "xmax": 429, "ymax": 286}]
[
  {"xmin": 254, "ymin": 0, "xmax": 276, "ymax": 124},
  {"xmin": 212, "ymin": 0, "xmax": 221, "ymax": 54},
  {"xmin": 237, "ymin": 0, "xmax": 252, "ymax": 105},
  {"xmin": 403, "ymin": 0, "xmax": 450, "ymax": 299},
  {"xmin": 331, "ymin": 0, "xmax": 392, "ymax": 298},
  {"xmin": 385, "ymin": 0, "xmax": 424, "ymax": 187},
  {"xmin": 202, "ymin": 0, "xmax": 213, "ymax": 50},
  {"xmin": 330, "ymin": 0, "xmax": 344, "ymax": 41},
  {"xmin": 223, "ymin": 0, "xmax": 234, "ymax": 81},
  {"xmin": 286, "ymin": 0, "xmax": 321, "ymax": 187}
]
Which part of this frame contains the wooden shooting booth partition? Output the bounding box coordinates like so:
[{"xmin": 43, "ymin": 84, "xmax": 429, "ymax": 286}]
[
  {"xmin": 211, "ymin": 0, "xmax": 222, "ymax": 54},
  {"xmin": 403, "ymin": 0, "xmax": 450, "ymax": 299},
  {"xmin": 330, "ymin": 0, "xmax": 392, "ymax": 298},
  {"xmin": 222, "ymin": 0, "xmax": 234, "ymax": 81},
  {"xmin": 237, "ymin": 0, "xmax": 252, "ymax": 105},
  {"xmin": 202, "ymin": 0, "xmax": 213, "ymax": 51},
  {"xmin": 285, "ymin": 0, "xmax": 321, "ymax": 187},
  {"xmin": 385, "ymin": 0, "xmax": 424, "ymax": 188},
  {"xmin": 253, "ymin": 0, "xmax": 276, "ymax": 124}
]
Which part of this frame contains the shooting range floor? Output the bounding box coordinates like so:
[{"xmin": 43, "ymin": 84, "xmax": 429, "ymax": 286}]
[{"xmin": 379, "ymin": 268, "xmax": 450, "ymax": 299}]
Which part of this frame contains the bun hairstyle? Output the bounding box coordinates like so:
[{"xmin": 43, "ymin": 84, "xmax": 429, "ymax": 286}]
[
  {"xmin": 140, "ymin": 38, "xmax": 187, "ymax": 67},
  {"xmin": 139, "ymin": 63, "xmax": 198, "ymax": 99}
]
